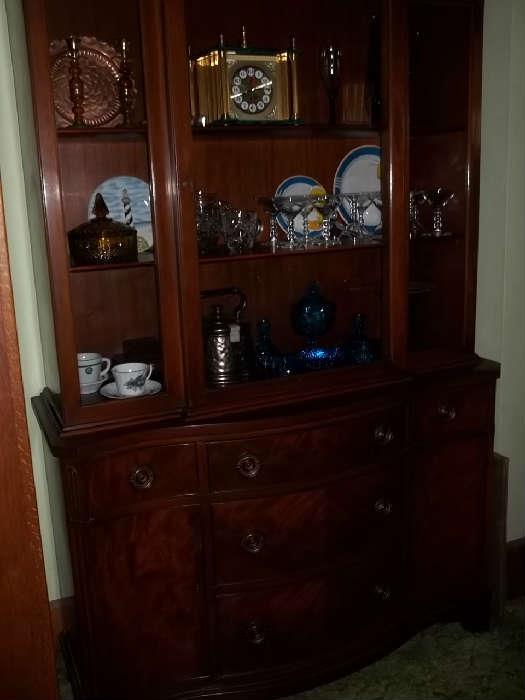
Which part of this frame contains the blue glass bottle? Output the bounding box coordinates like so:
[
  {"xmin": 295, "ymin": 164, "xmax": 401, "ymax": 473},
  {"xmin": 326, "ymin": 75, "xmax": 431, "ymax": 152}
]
[
  {"xmin": 255, "ymin": 319, "xmax": 280, "ymax": 378},
  {"xmin": 346, "ymin": 313, "xmax": 376, "ymax": 365}
]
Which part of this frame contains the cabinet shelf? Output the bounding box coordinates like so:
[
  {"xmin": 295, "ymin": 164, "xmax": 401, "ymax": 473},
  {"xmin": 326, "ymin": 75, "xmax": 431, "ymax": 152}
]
[
  {"xmin": 57, "ymin": 125, "xmax": 148, "ymax": 140},
  {"xmin": 69, "ymin": 252, "xmax": 155, "ymax": 273},
  {"xmin": 192, "ymin": 123, "xmax": 379, "ymax": 140},
  {"xmin": 409, "ymin": 235, "xmax": 462, "ymax": 244},
  {"xmin": 410, "ymin": 127, "xmax": 467, "ymax": 139},
  {"xmin": 199, "ymin": 239, "xmax": 385, "ymax": 265}
]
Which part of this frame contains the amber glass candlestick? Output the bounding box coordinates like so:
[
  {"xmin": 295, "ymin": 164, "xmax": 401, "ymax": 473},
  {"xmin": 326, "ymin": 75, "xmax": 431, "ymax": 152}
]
[{"xmin": 67, "ymin": 35, "xmax": 84, "ymax": 126}]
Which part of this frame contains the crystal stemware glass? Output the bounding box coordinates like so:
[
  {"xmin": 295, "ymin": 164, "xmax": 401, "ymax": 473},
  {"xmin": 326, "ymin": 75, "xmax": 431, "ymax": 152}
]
[
  {"xmin": 409, "ymin": 190, "xmax": 427, "ymax": 239},
  {"xmin": 273, "ymin": 196, "xmax": 304, "ymax": 248},
  {"xmin": 366, "ymin": 191, "xmax": 383, "ymax": 239},
  {"xmin": 339, "ymin": 193, "xmax": 361, "ymax": 243},
  {"xmin": 259, "ymin": 197, "xmax": 280, "ymax": 251},
  {"xmin": 356, "ymin": 193, "xmax": 375, "ymax": 237},
  {"xmin": 300, "ymin": 195, "xmax": 315, "ymax": 247},
  {"xmin": 422, "ymin": 187, "xmax": 455, "ymax": 237},
  {"xmin": 311, "ymin": 194, "xmax": 339, "ymax": 245}
]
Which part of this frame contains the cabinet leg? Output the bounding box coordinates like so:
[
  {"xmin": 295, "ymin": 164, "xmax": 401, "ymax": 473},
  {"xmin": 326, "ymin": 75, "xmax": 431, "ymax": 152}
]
[{"xmin": 460, "ymin": 592, "xmax": 493, "ymax": 633}]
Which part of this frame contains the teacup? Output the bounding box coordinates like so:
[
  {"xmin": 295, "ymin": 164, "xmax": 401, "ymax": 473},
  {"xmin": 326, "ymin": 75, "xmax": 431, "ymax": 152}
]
[
  {"xmin": 77, "ymin": 352, "xmax": 111, "ymax": 389},
  {"xmin": 112, "ymin": 362, "xmax": 153, "ymax": 397}
]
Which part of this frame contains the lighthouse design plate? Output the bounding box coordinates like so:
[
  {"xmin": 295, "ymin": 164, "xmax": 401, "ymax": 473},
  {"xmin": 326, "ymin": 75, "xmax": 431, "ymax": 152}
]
[{"xmin": 88, "ymin": 176, "xmax": 153, "ymax": 253}]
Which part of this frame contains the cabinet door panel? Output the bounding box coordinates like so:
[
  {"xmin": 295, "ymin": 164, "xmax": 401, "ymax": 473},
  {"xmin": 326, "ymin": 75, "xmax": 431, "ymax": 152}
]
[
  {"xmin": 82, "ymin": 506, "xmax": 208, "ymax": 696},
  {"xmin": 409, "ymin": 436, "xmax": 488, "ymax": 611}
]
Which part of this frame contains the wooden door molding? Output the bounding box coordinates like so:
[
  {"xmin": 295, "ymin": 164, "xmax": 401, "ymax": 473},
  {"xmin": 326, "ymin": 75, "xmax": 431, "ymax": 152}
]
[{"xmin": 0, "ymin": 179, "xmax": 57, "ymax": 700}]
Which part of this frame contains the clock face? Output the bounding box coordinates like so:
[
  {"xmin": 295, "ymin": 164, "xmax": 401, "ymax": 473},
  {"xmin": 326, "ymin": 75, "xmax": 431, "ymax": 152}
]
[{"xmin": 230, "ymin": 65, "xmax": 273, "ymax": 115}]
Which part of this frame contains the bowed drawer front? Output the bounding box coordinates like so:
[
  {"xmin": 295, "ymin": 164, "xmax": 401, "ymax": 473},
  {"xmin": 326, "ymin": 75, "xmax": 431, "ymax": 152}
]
[
  {"xmin": 212, "ymin": 464, "xmax": 400, "ymax": 584},
  {"xmin": 207, "ymin": 404, "xmax": 407, "ymax": 493},
  {"xmin": 215, "ymin": 560, "xmax": 400, "ymax": 675}
]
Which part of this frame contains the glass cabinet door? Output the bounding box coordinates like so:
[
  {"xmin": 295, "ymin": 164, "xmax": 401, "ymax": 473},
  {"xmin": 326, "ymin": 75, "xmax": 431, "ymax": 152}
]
[
  {"xmin": 28, "ymin": 0, "xmax": 186, "ymax": 423},
  {"xmin": 169, "ymin": 0, "xmax": 395, "ymax": 409},
  {"xmin": 407, "ymin": 0, "xmax": 481, "ymax": 365}
]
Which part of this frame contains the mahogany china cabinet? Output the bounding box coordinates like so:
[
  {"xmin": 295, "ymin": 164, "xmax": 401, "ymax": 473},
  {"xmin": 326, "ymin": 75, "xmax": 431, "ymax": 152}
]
[{"xmin": 24, "ymin": 0, "xmax": 499, "ymax": 698}]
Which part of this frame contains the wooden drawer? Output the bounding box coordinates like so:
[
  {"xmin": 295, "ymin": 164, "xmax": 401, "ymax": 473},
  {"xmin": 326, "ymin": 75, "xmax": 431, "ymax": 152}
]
[
  {"xmin": 414, "ymin": 381, "xmax": 493, "ymax": 440},
  {"xmin": 207, "ymin": 404, "xmax": 406, "ymax": 493},
  {"xmin": 215, "ymin": 562, "xmax": 399, "ymax": 675},
  {"xmin": 76, "ymin": 444, "xmax": 198, "ymax": 519},
  {"xmin": 212, "ymin": 466, "xmax": 400, "ymax": 584}
]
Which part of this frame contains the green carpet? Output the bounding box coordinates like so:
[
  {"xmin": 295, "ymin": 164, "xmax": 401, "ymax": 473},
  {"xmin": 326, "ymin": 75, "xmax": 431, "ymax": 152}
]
[{"xmin": 284, "ymin": 600, "xmax": 525, "ymax": 700}]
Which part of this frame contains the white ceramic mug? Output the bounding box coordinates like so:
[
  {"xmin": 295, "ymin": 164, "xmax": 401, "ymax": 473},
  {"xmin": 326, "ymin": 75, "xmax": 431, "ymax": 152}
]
[
  {"xmin": 112, "ymin": 362, "xmax": 153, "ymax": 397},
  {"xmin": 77, "ymin": 352, "xmax": 111, "ymax": 389}
]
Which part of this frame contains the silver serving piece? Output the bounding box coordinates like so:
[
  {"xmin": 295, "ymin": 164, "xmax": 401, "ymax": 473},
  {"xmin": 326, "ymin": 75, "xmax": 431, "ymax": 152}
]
[{"xmin": 204, "ymin": 305, "xmax": 238, "ymax": 386}]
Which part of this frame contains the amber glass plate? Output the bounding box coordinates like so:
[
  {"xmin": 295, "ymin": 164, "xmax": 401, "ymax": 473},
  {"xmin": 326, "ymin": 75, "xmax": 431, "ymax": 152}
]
[{"xmin": 49, "ymin": 36, "xmax": 135, "ymax": 128}]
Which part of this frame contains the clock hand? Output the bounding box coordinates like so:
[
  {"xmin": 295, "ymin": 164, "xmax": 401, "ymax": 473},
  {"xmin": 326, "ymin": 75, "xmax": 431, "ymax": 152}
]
[{"xmin": 251, "ymin": 81, "xmax": 273, "ymax": 92}]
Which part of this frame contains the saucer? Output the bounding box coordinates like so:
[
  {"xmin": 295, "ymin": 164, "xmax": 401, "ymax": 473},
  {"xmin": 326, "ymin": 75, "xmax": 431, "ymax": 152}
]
[
  {"xmin": 80, "ymin": 378, "xmax": 107, "ymax": 395},
  {"xmin": 99, "ymin": 380, "xmax": 162, "ymax": 399}
]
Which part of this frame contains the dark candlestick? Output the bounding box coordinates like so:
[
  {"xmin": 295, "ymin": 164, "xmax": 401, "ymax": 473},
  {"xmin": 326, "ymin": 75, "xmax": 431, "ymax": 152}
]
[
  {"xmin": 118, "ymin": 38, "xmax": 135, "ymax": 126},
  {"xmin": 320, "ymin": 45, "xmax": 341, "ymax": 125}
]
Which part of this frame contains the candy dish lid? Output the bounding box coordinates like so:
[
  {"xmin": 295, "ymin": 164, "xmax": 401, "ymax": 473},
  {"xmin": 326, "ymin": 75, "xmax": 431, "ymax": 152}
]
[{"xmin": 68, "ymin": 194, "xmax": 137, "ymax": 240}]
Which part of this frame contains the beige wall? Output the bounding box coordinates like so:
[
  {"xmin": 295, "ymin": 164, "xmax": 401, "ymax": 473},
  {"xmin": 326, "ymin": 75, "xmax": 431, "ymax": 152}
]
[
  {"xmin": 477, "ymin": 0, "xmax": 525, "ymax": 541},
  {"xmin": 0, "ymin": 0, "xmax": 72, "ymax": 601},
  {"xmin": 0, "ymin": 0, "xmax": 523, "ymax": 602}
]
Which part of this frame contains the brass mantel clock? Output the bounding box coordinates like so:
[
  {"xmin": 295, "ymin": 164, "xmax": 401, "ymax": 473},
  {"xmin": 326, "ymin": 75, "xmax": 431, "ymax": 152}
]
[{"xmin": 190, "ymin": 28, "xmax": 299, "ymax": 125}]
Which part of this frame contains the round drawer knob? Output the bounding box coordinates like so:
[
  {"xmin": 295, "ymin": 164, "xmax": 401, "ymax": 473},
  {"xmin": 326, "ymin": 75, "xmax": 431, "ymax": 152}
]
[
  {"xmin": 374, "ymin": 498, "xmax": 393, "ymax": 516},
  {"xmin": 374, "ymin": 584, "xmax": 392, "ymax": 601},
  {"xmin": 247, "ymin": 621, "xmax": 265, "ymax": 645},
  {"xmin": 241, "ymin": 530, "xmax": 265, "ymax": 554},
  {"xmin": 438, "ymin": 404, "xmax": 457, "ymax": 422},
  {"xmin": 129, "ymin": 466, "xmax": 154, "ymax": 490},
  {"xmin": 236, "ymin": 453, "xmax": 261, "ymax": 479},
  {"xmin": 374, "ymin": 425, "xmax": 395, "ymax": 446}
]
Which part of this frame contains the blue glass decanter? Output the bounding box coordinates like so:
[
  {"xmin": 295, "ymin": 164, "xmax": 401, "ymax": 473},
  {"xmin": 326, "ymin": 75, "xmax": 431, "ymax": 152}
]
[
  {"xmin": 346, "ymin": 313, "xmax": 376, "ymax": 365},
  {"xmin": 291, "ymin": 282, "xmax": 343, "ymax": 370},
  {"xmin": 255, "ymin": 319, "xmax": 281, "ymax": 379}
]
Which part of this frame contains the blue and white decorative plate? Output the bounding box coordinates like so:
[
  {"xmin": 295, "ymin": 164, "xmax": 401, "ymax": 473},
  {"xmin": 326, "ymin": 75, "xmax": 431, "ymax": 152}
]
[
  {"xmin": 333, "ymin": 145, "xmax": 382, "ymax": 233},
  {"xmin": 88, "ymin": 176, "xmax": 153, "ymax": 253},
  {"xmin": 274, "ymin": 175, "xmax": 324, "ymax": 239}
]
